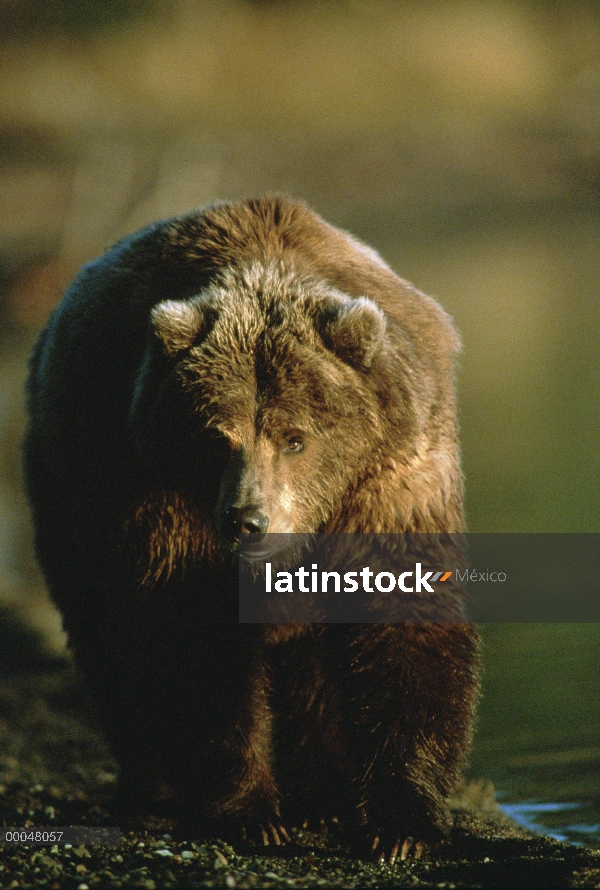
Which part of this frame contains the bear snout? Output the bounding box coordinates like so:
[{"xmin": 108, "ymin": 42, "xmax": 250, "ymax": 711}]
[{"xmin": 222, "ymin": 505, "xmax": 270, "ymax": 544}]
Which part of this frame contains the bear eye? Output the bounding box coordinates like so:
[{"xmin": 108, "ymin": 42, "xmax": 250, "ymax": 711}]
[{"xmin": 285, "ymin": 435, "xmax": 305, "ymax": 454}]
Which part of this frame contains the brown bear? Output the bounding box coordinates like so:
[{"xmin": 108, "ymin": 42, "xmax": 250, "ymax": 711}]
[{"xmin": 24, "ymin": 195, "xmax": 479, "ymax": 862}]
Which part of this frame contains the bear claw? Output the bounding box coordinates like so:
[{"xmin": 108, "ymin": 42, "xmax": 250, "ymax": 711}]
[
  {"xmin": 245, "ymin": 821, "xmax": 290, "ymax": 846},
  {"xmin": 374, "ymin": 836, "xmax": 425, "ymax": 864}
]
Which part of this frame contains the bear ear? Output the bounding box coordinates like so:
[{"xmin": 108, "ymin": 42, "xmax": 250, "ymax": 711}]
[
  {"xmin": 150, "ymin": 300, "xmax": 206, "ymax": 356},
  {"xmin": 316, "ymin": 295, "xmax": 387, "ymax": 369}
]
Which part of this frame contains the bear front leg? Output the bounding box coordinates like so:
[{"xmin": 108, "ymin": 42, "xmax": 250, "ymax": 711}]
[
  {"xmin": 330, "ymin": 624, "xmax": 479, "ymax": 861},
  {"xmin": 143, "ymin": 615, "xmax": 287, "ymax": 845},
  {"xmin": 201, "ymin": 655, "xmax": 290, "ymax": 847}
]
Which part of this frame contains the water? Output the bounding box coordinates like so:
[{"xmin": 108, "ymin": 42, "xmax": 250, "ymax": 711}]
[
  {"xmin": 469, "ymin": 624, "xmax": 600, "ymax": 847},
  {"xmin": 499, "ymin": 801, "xmax": 598, "ymax": 846}
]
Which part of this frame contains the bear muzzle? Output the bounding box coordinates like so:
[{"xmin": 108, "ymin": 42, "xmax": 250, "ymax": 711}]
[{"xmin": 222, "ymin": 505, "xmax": 270, "ymax": 546}]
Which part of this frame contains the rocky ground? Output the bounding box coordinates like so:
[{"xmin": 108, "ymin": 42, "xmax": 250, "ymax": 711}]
[{"xmin": 1, "ymin": 612, "xmax": 600, "ymax": 889}]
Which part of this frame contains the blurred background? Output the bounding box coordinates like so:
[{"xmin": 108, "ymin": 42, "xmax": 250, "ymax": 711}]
[{"xmin": 0, "ymin": 0, "xmax": 598, "ymax": 846}]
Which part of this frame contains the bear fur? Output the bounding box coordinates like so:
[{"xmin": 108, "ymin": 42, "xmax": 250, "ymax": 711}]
[{"xmin": 24, "ymin": 195, "xmax": 479, "ymax": 857}]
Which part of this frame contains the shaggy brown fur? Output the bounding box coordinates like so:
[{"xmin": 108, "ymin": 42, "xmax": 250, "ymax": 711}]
[{"xmin": 24, "ymin": 195, "xmax": 479, "ymax": 859}]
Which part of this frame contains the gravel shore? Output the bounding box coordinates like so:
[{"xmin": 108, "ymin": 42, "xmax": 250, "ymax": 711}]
[{"xmin": 1, "ymin": 616, "xmax": 599, "ymax": 889}]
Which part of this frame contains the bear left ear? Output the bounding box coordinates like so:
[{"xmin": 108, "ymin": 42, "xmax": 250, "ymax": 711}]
[
  {"xmin": 150, "ymin": 300, "xmax": 205, "ymax": 356},
  {"xmin": 316, "ymin": 296, "xmax": 387, "ymax": 369}
]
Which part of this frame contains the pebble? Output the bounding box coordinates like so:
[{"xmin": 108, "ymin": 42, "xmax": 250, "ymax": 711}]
[
  {"xmin": 180, "ymin": 850, "xmax": 194, "ymax": 859},
  {"xmin": 214, "ymin": 849, "xmax": 229, "ymax": 868},
  {"xmin": 155, "ymin": 848, "xmax": 173, "ymax": 857}
]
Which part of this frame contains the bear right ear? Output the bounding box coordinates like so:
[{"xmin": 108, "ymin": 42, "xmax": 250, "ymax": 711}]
[{"xmin": 150, "ymin": 300, "xmax": 206, "ymax": 356}]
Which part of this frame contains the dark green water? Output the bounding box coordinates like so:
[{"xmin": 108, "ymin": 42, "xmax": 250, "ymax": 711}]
[{"xmin": 470, "ymin": 624, "xmax": 600, "ymax": 846}]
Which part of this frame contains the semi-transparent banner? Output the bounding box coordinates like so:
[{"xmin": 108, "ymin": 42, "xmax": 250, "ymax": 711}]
[{"xmin": 238, "ymin": 534, "xmax": 600, "ymax": 622}]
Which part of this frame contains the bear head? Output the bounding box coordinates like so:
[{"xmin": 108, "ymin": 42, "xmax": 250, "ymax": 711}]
[{"xmin": 129, "ymin": 260, "xmax": 416, "ymax": 555}]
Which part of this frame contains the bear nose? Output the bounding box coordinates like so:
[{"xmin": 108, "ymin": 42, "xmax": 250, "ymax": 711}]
[{"xmin": 224, "ymin": 506, "xmax": 269, "ymax": 541}]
